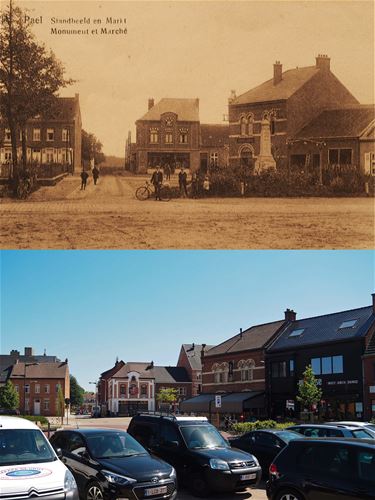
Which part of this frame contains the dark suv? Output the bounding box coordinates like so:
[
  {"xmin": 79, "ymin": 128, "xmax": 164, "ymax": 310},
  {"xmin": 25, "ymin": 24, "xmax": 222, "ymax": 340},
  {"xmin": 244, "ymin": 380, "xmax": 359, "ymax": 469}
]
[
  {"xmin": 127, "ymin": 414, "xmax": 261, "ymax": 497},
  {"xmin": 266, "ymin": 438, "xmax": 375, "ymax": 500}
]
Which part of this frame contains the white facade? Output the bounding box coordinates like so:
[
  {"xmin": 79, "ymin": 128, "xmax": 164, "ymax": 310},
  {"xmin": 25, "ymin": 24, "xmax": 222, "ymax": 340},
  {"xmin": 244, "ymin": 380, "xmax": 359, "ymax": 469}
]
[{"xmin": 107, "ymin": 371, "xmax": 155, "ymax": 415}]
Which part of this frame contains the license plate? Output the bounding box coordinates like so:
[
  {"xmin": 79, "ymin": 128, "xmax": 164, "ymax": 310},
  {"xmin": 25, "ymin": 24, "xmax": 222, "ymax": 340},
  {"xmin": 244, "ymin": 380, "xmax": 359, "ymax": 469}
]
[
  {"xmin": 145, "ymin": 486, "xmax": 168, "ymax": 496},
  {"xmin": 240, "ymin": 473, "xmax": 257, "ymax": 481}
]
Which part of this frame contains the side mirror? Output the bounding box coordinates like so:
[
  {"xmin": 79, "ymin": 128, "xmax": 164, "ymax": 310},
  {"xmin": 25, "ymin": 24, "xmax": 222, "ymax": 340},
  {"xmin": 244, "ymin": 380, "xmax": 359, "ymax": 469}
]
[
  {"xmin": 78, "ymin": 449, "xmax": 90, "ymax": 460},
  {"xmin": 166, "ymin": 440, "xmax": 179, "ymax": 448},
  {"xmin": 55, "ymin": 447, "xmax": 63, "ymax": 459}
]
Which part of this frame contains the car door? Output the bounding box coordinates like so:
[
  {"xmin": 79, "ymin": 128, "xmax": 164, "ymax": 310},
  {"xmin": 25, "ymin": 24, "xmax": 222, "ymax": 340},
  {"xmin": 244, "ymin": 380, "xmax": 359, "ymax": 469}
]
[
  {"xmin": 152, "ymin": 422, "xmax": 185, "ymax": 476},
  {"xmin": 63, "ymin": 432, "xmax": 96, "ymax": 493},
  {"xmin": 250, "ymin": 432, "xmax": 279, "ymax": 471}
]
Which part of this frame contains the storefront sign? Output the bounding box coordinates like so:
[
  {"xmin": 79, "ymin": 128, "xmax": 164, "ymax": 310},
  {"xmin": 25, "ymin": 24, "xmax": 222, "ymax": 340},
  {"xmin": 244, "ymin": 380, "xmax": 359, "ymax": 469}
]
[{"xmin": 215, "ymin": 395, "xmax": 222, "ymax": 408}]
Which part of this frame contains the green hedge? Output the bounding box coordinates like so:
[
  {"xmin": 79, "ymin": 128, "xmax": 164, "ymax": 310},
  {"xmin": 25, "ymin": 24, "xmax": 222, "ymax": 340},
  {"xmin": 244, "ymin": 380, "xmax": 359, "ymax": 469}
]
[
  {"xmin": 231, "ymin": 420, "xmax": 295, "ymax": 434},
  {"xmin": 19, "ymin": 415, "xmax": 49, "ymax": 425}
]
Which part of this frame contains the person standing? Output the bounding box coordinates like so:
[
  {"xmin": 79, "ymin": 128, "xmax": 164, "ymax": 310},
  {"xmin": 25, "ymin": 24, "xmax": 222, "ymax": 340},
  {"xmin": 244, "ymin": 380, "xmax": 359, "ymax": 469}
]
[
  {"xmin": 92, "ymin": 166, "xmax": 99, "ymax": 185},
  {"xmin": 165, "ymin": 163, "xmax": 171, "ymax": 181},
  {"xmin": 151, "ymin": 165, "xmax": 163, "ymax": 200},
  {"xmin": 80, "ymin": 169, "xmax": 89, "ymax": 190},
  {"xmin": 203, "ymin": 174, "xmax": 210, "ymax": 196},
  {"xmin": 178, "ymin": 167, "xmax": 188, "ymax": 198}
]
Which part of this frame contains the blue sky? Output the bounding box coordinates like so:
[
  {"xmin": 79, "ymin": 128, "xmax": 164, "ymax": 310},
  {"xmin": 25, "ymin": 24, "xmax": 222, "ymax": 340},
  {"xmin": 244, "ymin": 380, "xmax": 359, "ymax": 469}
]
[{"xmin": 1, "ymin": 250, "xmax": 374, "ymax": 390}]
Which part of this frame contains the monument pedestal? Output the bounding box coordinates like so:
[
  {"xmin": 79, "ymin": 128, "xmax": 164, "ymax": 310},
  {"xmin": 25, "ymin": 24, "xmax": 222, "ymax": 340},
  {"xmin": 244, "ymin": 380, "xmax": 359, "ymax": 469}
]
[{"xmin": 255, "ymin": 116, "xmax": 276, "ymax": 172}]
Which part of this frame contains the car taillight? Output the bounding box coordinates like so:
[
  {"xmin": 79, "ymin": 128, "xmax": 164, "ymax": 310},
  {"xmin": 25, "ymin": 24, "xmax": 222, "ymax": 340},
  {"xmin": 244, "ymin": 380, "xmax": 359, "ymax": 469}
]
[{"xmin": 269, "ymin": 463, "xmax": 280, "ymax": 478}]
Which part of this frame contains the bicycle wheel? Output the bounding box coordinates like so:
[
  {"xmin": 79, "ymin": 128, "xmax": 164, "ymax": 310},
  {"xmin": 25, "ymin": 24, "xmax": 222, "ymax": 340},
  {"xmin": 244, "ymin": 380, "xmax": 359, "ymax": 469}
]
[
  {"xmin": 160, "ymin": 185, "xmax": 171, "ymax": 201},
  {"xmin": 135, "ymin": 186, "xmax": 150, "ymax": 201}
]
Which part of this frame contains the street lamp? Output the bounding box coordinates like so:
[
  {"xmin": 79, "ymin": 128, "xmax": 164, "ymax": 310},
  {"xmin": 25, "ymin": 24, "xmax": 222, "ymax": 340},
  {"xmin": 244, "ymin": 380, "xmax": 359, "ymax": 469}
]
[{"xmin": 89, "ymin": 381, "xmax": 98, "ymax": 417}]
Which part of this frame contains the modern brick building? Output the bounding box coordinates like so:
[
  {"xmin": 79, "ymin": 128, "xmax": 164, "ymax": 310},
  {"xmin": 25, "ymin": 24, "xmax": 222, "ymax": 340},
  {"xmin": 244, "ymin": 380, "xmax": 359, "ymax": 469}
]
[
  {"xmin": 0, "ymin": 94, "xmax": 82, "ymax": 173},
  {"xmin": 3, "ymin": 359, "xmax": 70, "ymax": 416},
  {"xmin": 228, "ymin": 55, "xmax": 360, "ymax": 171}
]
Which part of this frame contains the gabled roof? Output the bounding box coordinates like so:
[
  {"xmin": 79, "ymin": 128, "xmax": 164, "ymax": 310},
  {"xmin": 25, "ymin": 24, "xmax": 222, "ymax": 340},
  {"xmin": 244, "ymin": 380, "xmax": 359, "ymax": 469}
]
[
  {"xmin": 200, "ymin": 124, "xmax": 229, "ymax": 147},
  {"xmin": 9, "ymin": 361, "xmax": 69, "ymax": 379},
  {"xmin": 182, "ymin": 344, "xmax": 214, "ymax": 370},
  {"xmin": 0, "ymin": 353, "xmax": 60, "ymax": 377},
  {"xmin": 295, "ymin": 105, "xmax": 375, "ymax": 139},
  {"xmin": 153, "ymin": 366, "xmax": 190, "ymax": 383},
  {"xmin": 268, "ymin": 305, "xmax": 374, "ymax": 352},
  {"xmin": 30, "ymin": 96, "xmax": 80, "ymax": 122},
  {"xmin": 138, "ymin": 98, "xmax": 200, "ymax": 122},
  {"xmin": 100, "ymin": 360, "xmax": 125, "ymax": 378},
  {"xmin": 205, "ymin": 320, "xmax": 286, "ymax": 357},
  {"xmin": 232, "ymin": 66, "xmax": 320, "ymax": 105},
  {"xmin": 113, "ymin": 362, "xmax": 154, "ymax": 378}
]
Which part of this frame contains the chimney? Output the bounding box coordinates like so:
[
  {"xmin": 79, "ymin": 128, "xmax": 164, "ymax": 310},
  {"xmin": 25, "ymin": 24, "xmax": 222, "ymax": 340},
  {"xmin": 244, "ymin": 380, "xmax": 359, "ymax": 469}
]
[
  {"xmin": 200, "ymin": 343, "xmax": 207, "ymax": 361},
  {"xmin": 148, "ymin": 98, "xmax": 154, "ymax": 110},
  {"xmin": 10, "ymin": 349, "xmax": 20, "ymax": 357},
  {"xmin": 239, "ymin": 328, "xmax": 243, "ymax": 338},
  {"xmin": 284, "ymin": 308, "xmax": 297, "ymax": 322},
  {"xmin": 372, "ymin": 293, "xmax": 375, "ymax": 314},
  {"xmin": 273, "ymin": 61, "xmax": 282, "ymax": 85},
  {"xmin": 24, "ymin": 347, "xmax": 33, "ymax": 357},
  {"xmin": 315, "ymin": 54, "xmax": 330, "ymax": 71},
  {"xmin": 228, "ymin": 89, "xmax": 237, "ymax": 104}
]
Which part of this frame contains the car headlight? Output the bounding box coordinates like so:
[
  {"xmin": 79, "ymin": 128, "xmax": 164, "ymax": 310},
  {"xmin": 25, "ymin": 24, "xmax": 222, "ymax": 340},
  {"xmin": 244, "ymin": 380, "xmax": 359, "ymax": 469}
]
[
  {"xmin": 64, "ymin": 470, "xmax": 77, "ymax": 492},
  {"xmin": 209, "ymin": 458, "xmax": 230, "ymax": 471},
  {"xmin": 102, "ymin": 470, "xmax": 137, "ymax": 485},
  {"xmin": 252, "ymin": 456, "xmax": 260, "ymax": 467},
  {"xmin": 169, "ymin": 467, "xmax": 177, "ymax": 479}
]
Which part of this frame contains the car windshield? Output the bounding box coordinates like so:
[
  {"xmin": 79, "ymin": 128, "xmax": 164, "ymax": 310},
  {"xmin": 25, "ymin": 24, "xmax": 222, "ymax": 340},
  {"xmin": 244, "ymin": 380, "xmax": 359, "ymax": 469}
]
[
  {"xmin": 0, "ymin": 429, "xmax": 56, "ymax": 466},
  {"xmin": 181, "ymin": 424, "xmax": 229, "ymax": 449},
  {"xmin": 275, "ymin": 431, "xmax": 301, "ymax": 442},
  {"xmin": 86, "ymin": 431, "xmax": 148, "ymax": 459}
]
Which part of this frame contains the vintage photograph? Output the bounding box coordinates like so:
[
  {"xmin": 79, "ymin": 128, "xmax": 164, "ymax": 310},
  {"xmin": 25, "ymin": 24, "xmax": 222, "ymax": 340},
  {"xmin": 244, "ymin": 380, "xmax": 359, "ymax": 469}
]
[{"xmin": 0, "ymin": 0, "xmax": 374, "ymax": 249}]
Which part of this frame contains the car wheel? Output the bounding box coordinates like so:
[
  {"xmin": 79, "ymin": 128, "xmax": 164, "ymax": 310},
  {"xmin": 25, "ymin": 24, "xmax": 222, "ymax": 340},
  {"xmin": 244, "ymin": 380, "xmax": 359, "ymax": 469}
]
[
  {"xmin": 189, "ymin": 472, "xmax": 211, "ymax": 497},
  {"xmin": 86, "ymin": 481, "xmax": 104, "ymax": 500},
  {"xmin": 275, "ymin": 489, "xmax": 305, "ymax": 500}
]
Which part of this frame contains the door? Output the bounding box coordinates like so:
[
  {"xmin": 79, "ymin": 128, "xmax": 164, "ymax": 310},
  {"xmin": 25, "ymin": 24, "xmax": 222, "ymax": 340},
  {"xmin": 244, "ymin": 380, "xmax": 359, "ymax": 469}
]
[
  {"xmin": 64, "ymin": 432, "xmax": 95, "ymax": 493},
  {"xmin": 154, "ymin": 422, "xmax": 185, "ymax": 478},
  {"xmin": 34, "ymin": 399, "xmax": 41, "ymax": 415}
]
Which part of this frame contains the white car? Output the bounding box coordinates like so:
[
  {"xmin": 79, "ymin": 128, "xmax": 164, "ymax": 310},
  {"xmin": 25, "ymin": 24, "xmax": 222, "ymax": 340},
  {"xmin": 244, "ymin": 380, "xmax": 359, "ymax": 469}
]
[
  {"xmin": 0, "ymin": 416, "xmax": 79, "ymax": 499},
  {"xmin": 326, "ymin": 421, "xmax": 375, "ymax": 437}
]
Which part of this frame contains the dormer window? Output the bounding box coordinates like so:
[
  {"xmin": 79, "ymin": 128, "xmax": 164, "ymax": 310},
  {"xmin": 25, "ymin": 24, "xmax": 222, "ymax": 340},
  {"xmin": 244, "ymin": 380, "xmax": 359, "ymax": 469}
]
[
  {"xmin": 338, "ymin": 319, "xmax": 358, "ymax": 329},
  {"xmin": 289, "ymin": 328, "xmax": 304, "ymax": 338}
]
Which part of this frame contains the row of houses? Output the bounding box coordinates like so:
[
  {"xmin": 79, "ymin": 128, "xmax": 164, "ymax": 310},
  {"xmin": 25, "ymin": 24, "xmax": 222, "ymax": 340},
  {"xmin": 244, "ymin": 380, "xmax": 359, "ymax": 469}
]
[
  {"xmin": 97, "ymin": 294, "xmax": 375, "ymax": 422},
  {"xmin": 126, "ymin": 55, "xmax": 375, "ymax": 175}
]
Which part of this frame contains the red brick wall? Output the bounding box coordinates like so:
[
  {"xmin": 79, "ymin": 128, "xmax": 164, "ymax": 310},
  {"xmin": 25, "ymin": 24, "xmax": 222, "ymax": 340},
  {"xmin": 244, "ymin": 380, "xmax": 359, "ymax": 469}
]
[{"xmin": 11, "ymin": 377, "xmax": 67, "ymax": 416}]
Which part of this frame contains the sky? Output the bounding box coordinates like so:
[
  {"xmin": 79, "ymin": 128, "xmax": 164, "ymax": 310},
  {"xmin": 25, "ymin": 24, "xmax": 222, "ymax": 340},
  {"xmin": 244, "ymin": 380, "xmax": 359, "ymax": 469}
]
[
  {"xmin": 12, "ymin": 0, "xmax": 375, "ymax": 156},
  {"xmin": 1, "ymin": 250, "xmax": 374, "ymax": 390}
]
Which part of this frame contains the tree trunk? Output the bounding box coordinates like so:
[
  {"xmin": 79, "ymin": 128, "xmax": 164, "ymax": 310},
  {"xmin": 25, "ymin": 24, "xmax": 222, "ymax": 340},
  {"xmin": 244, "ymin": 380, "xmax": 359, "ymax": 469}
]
[{"xmin": 21, "ymin": 126, "xmax": 27, "ymax": 170}]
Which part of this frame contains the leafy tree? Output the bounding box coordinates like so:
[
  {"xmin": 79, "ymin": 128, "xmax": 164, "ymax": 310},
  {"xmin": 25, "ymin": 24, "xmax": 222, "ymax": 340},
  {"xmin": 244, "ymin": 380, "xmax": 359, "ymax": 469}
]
[
  {"xmin": 0, "ymin": 0, "xmax": 73, "ymax": 174},
  {"xmin": 56, "ymin": 384, "xmax": 65, "ymax": 423},
  {"xmin": 69, "ymin": 375, "xmax": 85, "ymax": 408},
  {"xmin": 297, "ymin": 365, "xmax": 323, "ymax": 411},
  {"xmin": 156, "ymin": 388, "xmax": 178, "ymax": 408},
  {"xmin": 81, "ymin": 130, "xmax": 105, "ymax": 166},
  {"xmin": 0, "ymin": 380, "xmax": 19, "ymax": 410}
]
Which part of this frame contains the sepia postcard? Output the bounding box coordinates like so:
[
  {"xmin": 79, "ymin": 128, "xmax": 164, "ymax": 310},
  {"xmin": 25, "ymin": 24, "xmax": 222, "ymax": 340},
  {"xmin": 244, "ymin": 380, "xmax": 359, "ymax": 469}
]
[{"xmin": 0, "ymin": 0, "xmax": 374, "ymax": 249}]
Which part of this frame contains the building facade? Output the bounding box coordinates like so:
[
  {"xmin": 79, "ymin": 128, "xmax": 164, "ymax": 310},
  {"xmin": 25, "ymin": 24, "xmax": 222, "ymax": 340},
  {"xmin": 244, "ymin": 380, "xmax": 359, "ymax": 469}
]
[
  {"xmin": 0, "ymin": 94, "xmax": 82, "ymax": 173},
  {"xmin": 228, "ymin": 55, "xmax": 359, "ymax": 171},
  {"xmin": 177, "ymin": 344, "xmax": 213, "ymax": 397}
]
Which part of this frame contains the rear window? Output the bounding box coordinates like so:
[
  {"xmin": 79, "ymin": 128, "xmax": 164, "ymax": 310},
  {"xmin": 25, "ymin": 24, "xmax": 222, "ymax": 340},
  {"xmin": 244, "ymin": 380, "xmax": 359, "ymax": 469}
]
[
  {"xmin": 358, "ymin": 450, "xmax": 375, "ymax": 482},
  {"xmin": 351, "ymin": 429, "xmax": 372, "ymax": 439},
  {"xmin": 276, "ymin": 431, "xmax": 301, "ymax": 442},
  {"xmin": 0, "ymin": 429, "xmax": 55, "ymax": 466},
  {"xmin": 297, "ymin": 443, "xmax": 353, "ymax": 479}
]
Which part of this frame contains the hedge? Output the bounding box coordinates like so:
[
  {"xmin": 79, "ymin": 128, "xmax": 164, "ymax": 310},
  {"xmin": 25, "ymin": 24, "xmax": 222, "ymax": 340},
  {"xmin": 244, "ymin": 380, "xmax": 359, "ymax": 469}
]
[
  {"xmin": 231, "ymin": 419, "xmax": 295, "ymax": 435},
  {"xmin": 19, "ymin": 415, "xmax": 49, "ymax": 425}
]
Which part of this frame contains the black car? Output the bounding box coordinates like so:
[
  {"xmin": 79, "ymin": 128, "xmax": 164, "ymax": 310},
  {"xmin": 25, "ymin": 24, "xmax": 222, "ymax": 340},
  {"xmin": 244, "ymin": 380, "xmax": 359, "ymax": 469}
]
[
  {"xmin": 228, "ymin": 429, "xmax": 301, "ymax": 475},
  {"xmin": 287, "ymin": 423, "xmax": 374, "ymax": 439},
  {"xmin": 50, "ymin": 428, "xmax": 177, "ymax": 500},
  {"xmin": 266, "ymin": 438, "xmax": 375, "ymax": 500},
  {"xmin": 127, "ymin": 413, "xmax": 262, "ymax": 497}
]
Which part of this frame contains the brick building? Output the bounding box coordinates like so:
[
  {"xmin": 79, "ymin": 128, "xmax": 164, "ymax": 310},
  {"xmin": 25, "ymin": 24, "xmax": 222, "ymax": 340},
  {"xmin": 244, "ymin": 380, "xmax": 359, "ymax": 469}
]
[
  {"xmin": 0, "ymin": 94, "xmax": 82, "ymax": 173},
  {"xmin": 362, "ymin": 297, "xmax": 375, "ymax": 420},
  {"xmin": 2, "ymin": 359, "xmax": 70, "ymax": 416},
  {"xmin": 228, "ymin": 55, "xmax": 359, "ymax": 171},
  {"xmin": 131, "ymin": 98, "xmax": 229, "ymax": 173},
  {"xmin": 177, "ymin": 344, "xmax": 213, "ymax": 397},
  {"xmin": 266, "ymin": 296, "xmax": 375, "ymax": 421}
]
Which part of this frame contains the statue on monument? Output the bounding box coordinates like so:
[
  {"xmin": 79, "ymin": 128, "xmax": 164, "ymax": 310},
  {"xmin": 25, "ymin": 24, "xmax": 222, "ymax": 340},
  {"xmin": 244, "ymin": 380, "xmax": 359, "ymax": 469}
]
[{"xmin": 255, "ymin": 114, "xmax": 276, "ymax": 172}]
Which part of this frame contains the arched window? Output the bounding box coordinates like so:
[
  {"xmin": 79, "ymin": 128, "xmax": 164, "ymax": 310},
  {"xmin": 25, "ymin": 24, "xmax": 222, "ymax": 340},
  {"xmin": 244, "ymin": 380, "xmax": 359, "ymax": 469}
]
[
  {"xmin": 241, "ymin": 359, "xmax": 255, "ymax": 381},
  {"xmin": 240, "ymin": 116, "xmax": 247, "ymax": 136},
  {"xmin": 239, "ymin": 145, "xmax": 254, "ymax": 170},
  {"xmin": 247, "ymin": 115, "xmax": 254, "ymax": 136},
  {"xmin": 270, "ymin": 117, "xmax": 276, "ymax": 135}
]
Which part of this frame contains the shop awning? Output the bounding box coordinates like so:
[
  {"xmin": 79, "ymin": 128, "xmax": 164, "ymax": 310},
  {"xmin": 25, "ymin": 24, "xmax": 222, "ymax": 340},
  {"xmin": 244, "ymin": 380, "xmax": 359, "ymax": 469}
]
[
  {"xmin": 219, "ymin": 392, "xmax": 265, "ymax": 414},
  {"xmin": 180, "ymin": 394, "xmax": 215, "ymax": 413}
]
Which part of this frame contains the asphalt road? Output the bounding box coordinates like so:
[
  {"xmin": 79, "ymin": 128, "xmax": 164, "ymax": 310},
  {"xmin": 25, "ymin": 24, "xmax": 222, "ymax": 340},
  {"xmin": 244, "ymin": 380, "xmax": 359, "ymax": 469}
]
[{"xmin": 1, "ymin": 173, "xmax": 373, "ymax": 249}]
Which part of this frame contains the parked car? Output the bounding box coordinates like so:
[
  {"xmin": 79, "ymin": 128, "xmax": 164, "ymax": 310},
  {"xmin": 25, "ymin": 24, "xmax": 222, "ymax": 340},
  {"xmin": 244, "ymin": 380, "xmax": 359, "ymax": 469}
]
[
  {"xmin": 266, "ymin": 437, "xmax": 375, "ymax": 500},
  {"xmin": 287, "ymin": 423, "xmax": 374, "ymax": 439},
  {"xmin": 50, "ymin": 428, "xmax": 177, "ymax": 500},
  {"xmin": 326, "ymin": 421, "xmax": 375, "ymax": 437},
  {"xmin": 0, "ymin": 416, "xmax": 79, "ymax": 499},
  {"xmin": 228, "ymin": 429, "xmax": 301, "ymax": 475},
  {"xmin": 127, "ymin": 413, "xmax": 262, "ymax": 497}
]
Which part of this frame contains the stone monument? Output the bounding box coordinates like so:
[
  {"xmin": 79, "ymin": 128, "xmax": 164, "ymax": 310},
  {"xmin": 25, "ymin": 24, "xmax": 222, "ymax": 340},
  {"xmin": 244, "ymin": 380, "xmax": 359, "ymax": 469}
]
[{"xmin": 255, "ymin": 116, "xmax": 276, "ymax": 172}]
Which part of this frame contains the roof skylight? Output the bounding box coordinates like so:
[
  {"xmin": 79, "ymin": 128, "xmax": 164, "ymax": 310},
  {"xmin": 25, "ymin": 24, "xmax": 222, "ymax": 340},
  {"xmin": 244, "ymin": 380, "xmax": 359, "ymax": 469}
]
[
  {"xmin": 338, "ymin": 319, "xmax": 358, "ymax": 329},
  {"xmin": 289, "ymin": 328, "xmax": 305, "ymax": 338}
]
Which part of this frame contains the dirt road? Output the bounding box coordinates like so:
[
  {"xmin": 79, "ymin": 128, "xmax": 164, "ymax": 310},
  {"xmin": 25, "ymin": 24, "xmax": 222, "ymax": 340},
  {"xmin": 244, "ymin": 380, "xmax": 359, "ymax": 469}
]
[{"xmin": 1, "ymin": 173, "xmax": 373, "ymax": 249}]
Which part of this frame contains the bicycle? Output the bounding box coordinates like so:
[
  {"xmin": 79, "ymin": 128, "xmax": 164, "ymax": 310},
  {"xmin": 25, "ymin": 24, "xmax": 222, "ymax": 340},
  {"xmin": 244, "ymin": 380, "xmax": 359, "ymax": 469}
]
[{"xmin": 135, "ymin": 180, "xmax": 171, "ymax": 201}]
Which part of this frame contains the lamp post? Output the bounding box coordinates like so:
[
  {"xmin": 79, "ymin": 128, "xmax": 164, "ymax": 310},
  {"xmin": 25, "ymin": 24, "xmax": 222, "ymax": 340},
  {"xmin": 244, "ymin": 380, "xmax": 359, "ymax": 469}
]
[{"xmin": 89, "ymin": 381, "xmax": 98, "ymax": 417}]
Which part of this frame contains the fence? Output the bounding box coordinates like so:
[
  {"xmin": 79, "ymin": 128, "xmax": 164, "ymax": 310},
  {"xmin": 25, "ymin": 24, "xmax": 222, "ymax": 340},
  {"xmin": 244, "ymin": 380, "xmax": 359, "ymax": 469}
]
[{"xmin": 0, "ymin": 163, "xmax": 70, "ymax": 179}]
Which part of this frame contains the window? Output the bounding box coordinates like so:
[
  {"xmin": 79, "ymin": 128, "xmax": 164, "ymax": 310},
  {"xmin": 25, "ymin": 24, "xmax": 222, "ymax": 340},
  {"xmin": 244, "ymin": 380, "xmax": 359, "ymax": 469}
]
[
  {"xmin": 289, "ymin": 328, "xmax": 304, "ymax": 337},
  {"xmin": 4, "ymin": 151, "xmax": 12, "ymax": 161},
  {"xmin": 247, "ymin": 116, "xmax": 254, "ymax": 136},
  {"xmin": 311, "ymin": 358, "xmax": 321, "ymax": 375},
  {"xmin": 239, "ymin": 359, "xmax": 255, "ymax": 381},
  {"xmin": 46, "ymin": 129, "xmax": 54, "ymax": 141},
  {"xmin": 311, "ymin": 356, "xmax": 343, "ymax": 375},
  {"xmin": 14, "ymin": 385, "xmax": 19, "ymax": 393},
  {"xmin": 289, "ymin": 360, "xmax": 295, "ymax": 376},
  {"xmin": 160, "ymin": 424, "xmax": 181, "ymax": 447},
  {"xmin": 179, "ymin": 132, "xmax": 188, "ymax": 144},
  {"xmin": 44, "ymin": 399, "xmax": 49, "ymax": 410},
  {"xmin": 358, "ymin": 450, "xmax": 375, "ymax": 482},
  {"xmin": 290, "ymin": 154, "xmax": 307, "ymax": 167},
  {"xmin": 271, "ymin": 361, "xmax": 288, "ymax": 378},
  {"xmin": 69, "ymin": 433, "xmax": 86, "ymax": 456},
  {"xmin": 339, "ymin": 149, "xmax": 352, "ymax": 164},
  {"xmin": 5, "ymin": 129, "xmax": 11, "ymax": 141},
  {"xmin": 25, "ymin": 384, "xmax": 30, "ymax": 394},
  {"xmin": 165, "ymin": 133, "xmax": 173, "ymax": 144},
  {"xmin": 178, "ymin": 387, "xmax": 186, "ymax": 396},
  {"xmin": 240, "ymin": 116, "xmax": 247, "ymax": 135},
  {"xmin": 149, "ymin": 129, "xmax": 158, "ymax": 143},
  {"xmin": 35, "ymin": 384, "xmax": 40, "ymax": 394},
  {"xmin": 279, "ymin": 361, "xmax": 287, "ymax": 377},
  {"xmin": 338, "ymin": 319, "xmax": 358, "ymax": 329},
  {"xmin": 140, "ymin": 384, "xmax": 147, "ymax": 397},
  {"xmin": 270, "ymin": 117, "xmax": 276, "ymax": 135},
  {"xmin": 44, "ymin": 384, "xmax": 50, "ymax": 394},
  {"xmin": 33, "ymin": 128, "xmax": 41, "ymax": 141},
  {"xmin": 328, "ymin": 149, "xmax": 352, "ymax": 165},
  {"xmin": 298, "ymin": 444, "xmax": 351, "ymax": 479},
  {"xmin": 332, "ymin": 356, "xmax": 343, "ymax": 374},
  {"xmin": 119, "ymin": 384, "xmax": 126, "ymax": 396},
  {"xmin": 62, "ymin": 128, "xmax": 69, "ymax": 142},
  {"xmin": 56, "ymin": 384, "xmax": 61, "ymax": 393},
  {"xmin": 210, "ymin": 152, "xmax": 218, "ymax": 167}
]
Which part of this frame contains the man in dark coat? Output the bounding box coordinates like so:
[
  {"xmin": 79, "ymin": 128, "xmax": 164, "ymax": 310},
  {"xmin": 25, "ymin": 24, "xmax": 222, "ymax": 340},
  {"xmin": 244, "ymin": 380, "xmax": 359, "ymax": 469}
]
[
  {"xmin": 80, "ymin": 169, "xmax": 89, "ymax": 190},
  {"xmin": 92, "ymin": 166, "xmax": 99, "ymax": 185},
  {"xmin": 151, "ymin": 165, "xmax": 163, "ymax": 200},
  {"xmin": 178, "ymin": 167, "xmax": 188, "ymax": 198}
]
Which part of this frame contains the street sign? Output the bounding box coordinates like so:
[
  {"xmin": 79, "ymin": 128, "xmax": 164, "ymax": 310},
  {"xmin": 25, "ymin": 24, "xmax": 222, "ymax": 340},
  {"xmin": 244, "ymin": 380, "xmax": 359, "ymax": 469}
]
[{"xmin": 215, "ymin": 395, "xmax": 222, "ymax": 408}]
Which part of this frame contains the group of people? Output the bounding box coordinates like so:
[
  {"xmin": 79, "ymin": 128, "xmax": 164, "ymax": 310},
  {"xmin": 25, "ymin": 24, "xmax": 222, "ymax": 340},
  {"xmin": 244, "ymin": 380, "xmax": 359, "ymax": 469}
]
[
  {"xmin": 80, "ymin": 166, "xmax": 100, "ymax": 190},
  {"xmin": 150, "ymin": 165, "xmax": 210, "ymax": 200}
]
